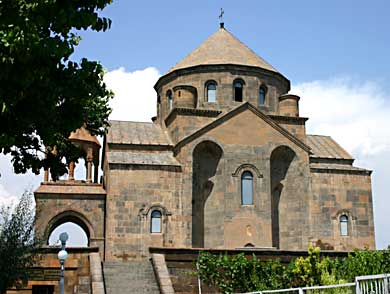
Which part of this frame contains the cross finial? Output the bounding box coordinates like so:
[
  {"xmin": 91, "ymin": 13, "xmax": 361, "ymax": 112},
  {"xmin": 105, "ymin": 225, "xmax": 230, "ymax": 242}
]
[{"xmin": 219, "ymin": 8, "xmax": 225, "ymax": 28}]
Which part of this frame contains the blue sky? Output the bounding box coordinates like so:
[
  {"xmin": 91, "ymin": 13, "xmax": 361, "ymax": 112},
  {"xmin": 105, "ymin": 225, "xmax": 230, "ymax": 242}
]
[
  {"xmin": 72, "ymin": 0, "xmax": 390, "ymax": 87},
  {"xmin": 1, "ymin": 0, "xmax": 389, "ymax": 248}
]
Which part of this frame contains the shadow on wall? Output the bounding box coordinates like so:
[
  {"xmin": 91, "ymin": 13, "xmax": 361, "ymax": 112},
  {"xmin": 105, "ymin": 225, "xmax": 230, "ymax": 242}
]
[
  {"xmin": 270, "ymin": 146, "xmax": 296, "ymax": 249},
  {"xmin": 192, "ymin": 141, "xmax": 223, "ymax": 248}
]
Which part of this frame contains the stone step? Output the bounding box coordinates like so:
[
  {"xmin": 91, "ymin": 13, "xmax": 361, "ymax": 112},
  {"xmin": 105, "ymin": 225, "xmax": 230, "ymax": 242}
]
[{"xmin": 103, "ymin": 260, "xmax": 160, "ymax": 294}]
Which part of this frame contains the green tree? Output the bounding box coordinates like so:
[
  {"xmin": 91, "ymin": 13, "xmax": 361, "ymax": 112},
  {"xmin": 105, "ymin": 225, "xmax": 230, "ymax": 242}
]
[
  {"xmin": 0, "ymin": 192, "xmax": 40, "ymax": 293},
  {"xmin": 0, "ymin": 0, "xmax": 114, "ymax": 179}
]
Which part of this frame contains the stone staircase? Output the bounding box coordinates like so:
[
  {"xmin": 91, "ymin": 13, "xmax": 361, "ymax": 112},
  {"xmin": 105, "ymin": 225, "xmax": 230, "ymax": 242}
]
[{"xmin": 103, "ymin": 260, "xmax": 160, "ymax": 294}]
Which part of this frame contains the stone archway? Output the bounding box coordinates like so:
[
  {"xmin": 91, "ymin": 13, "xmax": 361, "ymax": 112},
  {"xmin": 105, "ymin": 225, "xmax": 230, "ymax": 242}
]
[
  {"xmin": 192, "ymin": 140, "xmax": 223, "ymax": 248},
  {"xmin": 45, "ymin": 210, "xmax": 93, "ymax": 247},
  {"xmin": 270, "ymin": 145, "xmax": 296, "ymax": 249}
]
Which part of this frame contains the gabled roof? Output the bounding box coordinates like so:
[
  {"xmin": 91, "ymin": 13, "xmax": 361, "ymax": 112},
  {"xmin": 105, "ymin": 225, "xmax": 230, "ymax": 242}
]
[
  {"xmin": 107, "ymin": 120, "xmax": 173, "ymax": 146},
  {"xmin": 307, "ymin": 135, "xmax": 354, "ymax": 160},
  {"xmin": 167, "ymin": 27, "xmax": 279, "ymax": 74},
  {"xmin": 174, "ymin": 102, "xmax": 311, "ymax": 153}
]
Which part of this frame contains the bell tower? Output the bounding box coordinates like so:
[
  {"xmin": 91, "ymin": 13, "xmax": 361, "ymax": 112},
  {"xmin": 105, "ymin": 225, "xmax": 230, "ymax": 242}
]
[{"xmin": 35, "ymin": 127, "xmax": 106, "ymax": 256}]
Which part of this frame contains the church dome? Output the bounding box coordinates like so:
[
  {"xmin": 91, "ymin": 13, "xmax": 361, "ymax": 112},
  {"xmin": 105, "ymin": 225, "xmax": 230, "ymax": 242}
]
[
  {"xmin": 155, "ymin": 25, "xmax": 291, "ymax": 124},
  {"xmin": 167, "ymin": 25, "xmax": 280, "ymax": 74}
]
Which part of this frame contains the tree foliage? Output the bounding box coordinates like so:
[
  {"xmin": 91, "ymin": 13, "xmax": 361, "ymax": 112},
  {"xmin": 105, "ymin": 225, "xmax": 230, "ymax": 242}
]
[
  {"xmin": 197, "ymin": 245, "xmax": 390, "ymax": 294},
  {"xmin": 0, "ymin": 192, "xmax": 41, "ymax": 293},
  {"xmin": 0, "ymin": 0, "xmax": 114, "ymax": 179}
]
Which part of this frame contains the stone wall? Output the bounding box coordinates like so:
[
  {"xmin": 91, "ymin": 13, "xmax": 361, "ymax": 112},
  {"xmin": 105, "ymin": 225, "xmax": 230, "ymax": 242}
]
[
  {"xmin": 309, "ymin": 167, "xmax": 375, "ymax": 250},
  {"xmin": 34, "ymin": 182, "xmax": 106, "ymax": 256},
  {"xmin": 104, "ymin": 164, "xmax": 187, "ymax": 261},
  {"xmin": 6, "ymin": 247, "xmax": 96, "ymax": 294},
  {"xmin": 175, "ymin": 108, "xmax": 312, "ymax": 250}
]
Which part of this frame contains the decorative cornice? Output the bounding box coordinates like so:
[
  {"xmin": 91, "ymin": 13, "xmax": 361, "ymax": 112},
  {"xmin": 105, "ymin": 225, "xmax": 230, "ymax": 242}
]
[
  {"xmin": 310, "ymin": 167, "xmax": 372, "ymax": 176},
  {"xmin": 332, "ymin": 209, "xmax": 357, "ymax": 221},
  {"xmin": 154, "ymin": 64, "xmax": 290, "ymax": 93},
  {"xmin": 138, "ymin": 203, "xmax": 172, "ymax": 218},
  {"xmin": 232, "ymin": 163, "xmax": 263, "ymax": 178},
  {"xmin": 165, "ymin": 107, "xmax": 222, "ymax": 127},
  {"xmin": 269, "ymin": 115, "xmax": 308, "ymax": 123}
]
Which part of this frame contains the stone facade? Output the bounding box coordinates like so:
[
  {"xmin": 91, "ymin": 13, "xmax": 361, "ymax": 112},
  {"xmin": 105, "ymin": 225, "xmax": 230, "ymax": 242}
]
[{"xmin": 34, "ymin": 25, "xmax": 375, "ymax": 267}]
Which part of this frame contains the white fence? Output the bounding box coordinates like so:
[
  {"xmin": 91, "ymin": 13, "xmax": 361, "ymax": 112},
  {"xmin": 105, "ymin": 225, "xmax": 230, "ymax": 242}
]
[
  {"xmin": 240, "ymin": 273, "xmax": 390, "ymax": 294},
  {"xmin": 356, "ymin": 274, "xmax": 390, "ymax": 294}
]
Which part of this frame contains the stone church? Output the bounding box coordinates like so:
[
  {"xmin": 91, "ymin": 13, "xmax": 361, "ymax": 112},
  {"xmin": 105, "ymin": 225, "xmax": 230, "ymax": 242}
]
[{"xmin": 29, "ymin": 24, "xmax": 375, "ymax": 294}]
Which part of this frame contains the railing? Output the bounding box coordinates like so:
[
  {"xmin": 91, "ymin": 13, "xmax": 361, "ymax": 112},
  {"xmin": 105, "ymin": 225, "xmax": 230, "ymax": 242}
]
[
  {"xmin": 356, "ymin": 274, "xmax": 390, "ymax": 294},
  {"xmin": 240, "ymin": 273, "xmax": 390, "ymax": 294}
]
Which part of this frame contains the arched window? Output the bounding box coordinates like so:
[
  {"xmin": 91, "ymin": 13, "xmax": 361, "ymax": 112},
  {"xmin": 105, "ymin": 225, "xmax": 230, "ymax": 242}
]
[
  {"xmin": 259, "ymin": 86, "xmax": 267, "ymax": 105},
  {"xmin": 241, "ymin": 171, "xmax": 253, "ymax": 205},
  {"xmin": 206, "ymin": 81, "xmax": 217, "ymax": 102},
  {"xmin": 234, "ymin": 80, "xmax": 244, "ymax": 102},
  {"xmin": 340, "ymin": 215, "xmax": 348, "ymax": 236},
  {"xmin": 151, "ymin": 210, "xmax": 162, "ymax": 233},
  {"xmin": 167, "ymin": 90, "xmax": 173, "ymax": 112}
]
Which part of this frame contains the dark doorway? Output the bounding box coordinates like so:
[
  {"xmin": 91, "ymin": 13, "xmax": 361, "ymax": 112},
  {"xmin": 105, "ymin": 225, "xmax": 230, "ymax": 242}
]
[{"xmin": 32, "ymin": 285, "xmax": 54, "ymax": 294}]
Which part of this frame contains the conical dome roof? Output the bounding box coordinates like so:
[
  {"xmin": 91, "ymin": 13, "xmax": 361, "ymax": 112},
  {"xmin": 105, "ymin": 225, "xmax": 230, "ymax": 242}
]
[{"xmin": 167, "ymin": 26, "xmax": 279, "ymax": 74}]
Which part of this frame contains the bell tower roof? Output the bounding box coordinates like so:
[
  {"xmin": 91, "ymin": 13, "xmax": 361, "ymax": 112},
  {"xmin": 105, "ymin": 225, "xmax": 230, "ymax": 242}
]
[{"xmin": 167, "ymin": 26, "xmax": 280, "ymax": 74}]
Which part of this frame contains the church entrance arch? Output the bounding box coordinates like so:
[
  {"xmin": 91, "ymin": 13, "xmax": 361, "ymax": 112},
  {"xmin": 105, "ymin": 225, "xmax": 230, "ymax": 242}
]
[
  {"xmin": 192, "ymin": 140, "xmax": 223, "ymax": 248},
  {"xmin": 270, "ymin": 145, "xmax": 296, "ymax": 249},
  {"xmin": 45, "ymin": 211, "xmax": 93, "ymax": 247}
]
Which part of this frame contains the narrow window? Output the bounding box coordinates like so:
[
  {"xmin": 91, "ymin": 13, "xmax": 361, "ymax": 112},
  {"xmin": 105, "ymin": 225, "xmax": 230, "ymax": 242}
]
[
  {"xmin": 151, "ymin": 210, "xmax": 162, "ymax": 233},
  {"xmin": 259, "ymin": 86, "xmax": 266, "ymax": 105},
  {"xmin": 167, "ymin": 90, "xmax": 173, "ymax": 112},
  {"xmin": 206, "ymin": 82, "xmax": 217, "ymax": 102},
  {"xmin": 241, "ymin": 171, "xmax": 253, "ymax": 205},
  {"xmin": 340, "ymin": 215, "xmax": 348, "ymax": 236},
  {"xmin": 234, "ymin": 80, "xmax": 243, "ymax": 102}
]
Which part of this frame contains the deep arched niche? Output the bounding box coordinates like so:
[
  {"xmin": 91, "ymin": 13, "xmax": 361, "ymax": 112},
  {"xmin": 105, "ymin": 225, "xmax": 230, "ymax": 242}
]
[
  {"xmin": 192, "ymin": 141, "xmax": 223, "ymax": 248},
  {"xmin": 270, "ymin": 145, "xmax": 296, "ymax": 249}
]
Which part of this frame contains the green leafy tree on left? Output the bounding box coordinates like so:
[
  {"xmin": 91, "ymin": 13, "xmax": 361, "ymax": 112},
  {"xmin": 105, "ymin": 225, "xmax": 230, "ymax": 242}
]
[
  {"xmin": 0, "ymin": 0, "xmax": 114, "ymax": 179},
  {"xmin": 0, "ymin": 192, "xmax": 41, "ymax": 294}
]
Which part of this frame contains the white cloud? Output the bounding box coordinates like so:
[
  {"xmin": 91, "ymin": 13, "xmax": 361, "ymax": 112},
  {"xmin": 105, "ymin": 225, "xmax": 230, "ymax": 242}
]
[
  {"xmin": 104, "ymin": 67, "xmax": 161, "ymax": 122},
  {"xmin": 295, "ymin": 78, "xmax": 390, "ymax": 156},
  {"xmin": 292, "ymin": 77, "xmax": 390, "ymax": 249}
]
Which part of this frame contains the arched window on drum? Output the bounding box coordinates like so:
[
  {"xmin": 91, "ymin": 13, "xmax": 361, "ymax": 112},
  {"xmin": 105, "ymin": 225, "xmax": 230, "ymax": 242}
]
[{"xmin": 205, "ymin": 81, "xmax": 217, "ymax": 102}]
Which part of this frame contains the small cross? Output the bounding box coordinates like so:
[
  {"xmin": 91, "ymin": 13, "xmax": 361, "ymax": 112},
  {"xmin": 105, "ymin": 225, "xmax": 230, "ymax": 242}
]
[{"xmin": 219, "ymin": 8, "xmax": 224, "ymax": 23}]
